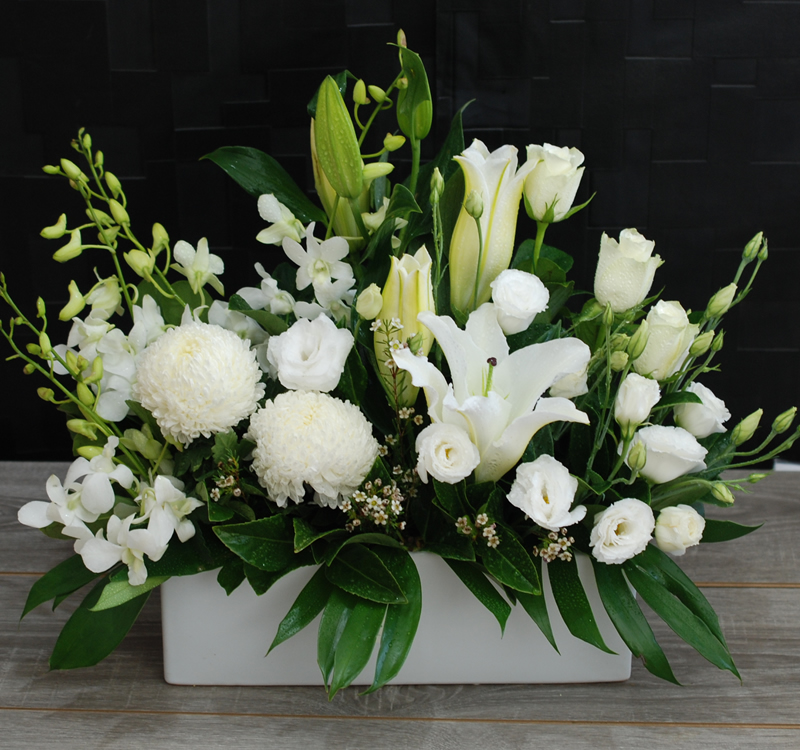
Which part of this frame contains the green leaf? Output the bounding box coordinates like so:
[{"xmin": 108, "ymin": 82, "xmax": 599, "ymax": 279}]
[
  {"xmin": 481, "ymin": 529, "xmax": 541, "ymax": 595},
  {"xmin": 214, "ymin": 515, "xmax": 295, "ymax": 572},
  {"xmin": 202, "ymin": 146, "xmax": 326, "ymax": 224},
  {"xmin": 137, "ymin": 279, "xmax": 206, "ymax": 326},
  {"xmin": 701, "ymin": 518, "xmax": 763, "ymax": 543},
  {"xmin": 386, "ymin": 183, "xmax": 422, "ymax": 220},
  {"xmin": 146, "ymin": 524, "xmax": 232, "ymax": 577},
  {"xmin": 227, "ymin": 293, "xmax": 289, "ymax": 334},
  {"xmin": 50, "ymin": 576, "xmax": 151, "ymax": 669},
  {"xmin": 325, "ymin": 545, "xmax": 406, "ymax": 604},
  {"xmin": 328, "ymin": 597, "xmax": 387, "ymax": 698},
  {"xmin": 396, "ymin": 45, "xmax": 433, "ymax": 140},
  {"xmin": 293, "ymin": 517, "xmax": 348, "ymax": 553},
  {"xmin": 515, "ymin": 556, "xmax": 558, "ymax": 652},
  {"xmin": 512, "ymin": 242, "xmax": 573, "ymax": 282},
  {"xmin": 548, "ymin": 557, "xmax": 615, "ymax": 653},
  {"xmin": 269, "ymin": 567, "xmax": 333, "ymax": 653},
  {"xmin": 336, "ymin": 344, "xmax": 369, "ymax": 407},
  {"xmin": 653, "ymin": 391, "xmax": 704, "ymax": 410},
  {"xmin": 90, "ymin": 575, "xmax": 169, "ymax": 611},
  {"xmin": 216, "ymin": 559, "xmax": 245, "ymax": 595},
  {"xmin": 592, "ymin": 558, "xmax": 679, "ymax": 684},
  {"xmin": 243, "ymin": 548, "xmax": 315, "ymax": 596},
  {"xmin": 366, "ymin": 549, "xmax": 423, "ymax": 693},
  {"xmin": 22, "ymin": 555, "xmax": 101, "ymax": 619},
  {"xmin": 423, "ymin": 534, "xmax": 476, "ymax": 561},
  {"xmin": 317, "ymin": 586, "xmax": 356, "ymax": 688},
  {"xmin": 623, "ymin": 556, "xmax": 739, "ymax": 678},
  {"xmin": 432, "ymin": 478, "xmax": 470, "ymax": 519},
  {"xmin": 207, "ymin": 500, "xmax": 236, "ymax": 523},
  {"xmin": 319, "ymin": 531, "xmax": 404, "ymax": 566},
  {"xmin": 444, "ymin": 559, "xmax": 511, "ymax": 634}
]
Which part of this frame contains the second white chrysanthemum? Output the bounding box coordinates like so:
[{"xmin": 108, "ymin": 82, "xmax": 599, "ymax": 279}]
[
  {"xmin": 133, "ymin": 321, "xmax": 265, "ymax": 445},
  {"xmin": 248, "ymin": 390, "xmax": 379, "ymax": 508}
]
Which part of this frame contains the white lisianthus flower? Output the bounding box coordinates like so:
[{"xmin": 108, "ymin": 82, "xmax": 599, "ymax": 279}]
[
  {"xmin": 634, "ymin": 300, "xmax": 699, "ymax": 381},
  {"xmin": 490, "ymin": 269, "xmax": 549, "ymax": 335},
  {"xmin": 247, "ymin": 390, "xmax": 378, "ymax": 508},
  {"xmin": 415, "ymin": 423, "xmax": 480, "ymax": 484},
  {"xmin": 267, "ymin": 314, "xmax": 353, "ymax": 392},
  {"xmin": 256, "ymin": 194, "xmax": 305, "ymax": 246},
  {"xmin": 282, "ymin": 223, "xmax": 353, "ymax": 292},
  {"xmin": 590, "ymin": 497, "xmax": 655, "ymax": 564},
  {"xmin": 615, "ymin": 372, "xmax": 661, "ymax": 438},
  {"xmin": 627, "ymin": 425, "xmax": 708, "ymax": 484},
  {"xmin": 594, "ymin": 229, "xmax": 663, "ymax": 313},
  {"xmin": 507, "ymin": 455, "xmax": 586, "ymax": 531},
  {"xmin": 655, "ymin": 504, "xmax": 706, "ymax": 556},
  {"xmin": 171, "ymin": 237, "xmax": 225, "ymax": 296},
  {"xmin": 523, "ymin": 143, "xmax": 585, "ymax": 223},
  {"xmin": 133, "ymin": 321, "xmax": 265, "ymax": 445},
  {"xmin": 673, "ymin": 382, "xmax": 731, "ymax": 439}
]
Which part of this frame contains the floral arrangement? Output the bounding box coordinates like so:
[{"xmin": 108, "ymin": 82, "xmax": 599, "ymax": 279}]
[{"xmin": 3, "ymin": 35, "xmax": 798, "ymax": 697}]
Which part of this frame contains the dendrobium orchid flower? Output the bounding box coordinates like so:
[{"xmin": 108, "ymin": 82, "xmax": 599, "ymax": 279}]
[
  {"xmin": 171, "ymin": 237, "xmax": 225, "ymax": 296},
  {"xmin": 255, "ymin": 194, "xmax": 305, "ymax": 246},
  {"xmin": 393, "ymin": 304, "xmax": 591, "ymax": 482},
  {"xmin": 282, "ymin": 223, "xmax": 354, "ymax": 292}
]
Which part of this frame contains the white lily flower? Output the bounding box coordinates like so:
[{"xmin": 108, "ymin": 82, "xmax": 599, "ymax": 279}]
[
  {"xmin": 172, "ymin": 237, "xmax": 225, "ymax": 296},
  {"xmin": 256, "ymin": 194, "xmax": 305, "ymax": 246},
  {"xmin": 282, "ymin": 223, "xmax": 353, "ymax": 291},
  {"xmin": 393, "ymin": 304, "xmax": 591, "ymax": 482}
]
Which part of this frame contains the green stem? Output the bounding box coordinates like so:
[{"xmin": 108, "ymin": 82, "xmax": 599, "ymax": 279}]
[
  {"xmin": 470, "ymin": 215, "xmax": 485, "ymax": 311},
  {"xmin": 532, "ymin": 221, "xmax": 549, "ymax": 275},
  {"xmin": 348, "ymin": 197, "xmax": 371, "ymax": 243}
]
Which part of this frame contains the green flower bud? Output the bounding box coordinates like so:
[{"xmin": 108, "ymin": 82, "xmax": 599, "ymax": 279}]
[
  {"xmin": 758, "ymin": 241, "xmax": 768, "ymax": 261},
  {"xmin": 396, "ymin": 76, "xmax": 408, "ymax": 90},
  {"xmin": 627, "ymin": 320, "xmax": 650, "ymax": 361},
  {"xmin": 689, "ymin": 330, "xmax": 714, "ymax": 357},
  {"xmin": 77, "ymin": 382, "xmax": 96, "ymax": 406},
  {"xmin": 94, "ymin": 150, "xmax": 104, "ymax": 168},
  {"xmin": 84, "ymin": 355, "xmax": 104, "ymax": 384},
  {"xmin": 353, "ymin": 79, "xmax": 369, "ymax": 105},
  {"xmin": 711, "ymin": 329, "xmax": 725, "ymax": 352},
  {"xmin": 65, "ymin": 350, "xmax": 80, "ymax": 373},
  {"xmin": 82, "ymin": 132, "xmax": 92, "ymax": 150},
  {"xmin": 368, "ymin": 85, "xmax": 387, "ymax": 103},
  {"xmin": 383, "ymin": 133, "xmax": 406, "ymax": 152},
  {"xmin": 610, "ymin": 350, "xmax": 629, "ymax": 371},
  {"xmin": 152, "ymin": 222, "xmax": 169, "ymax": 255},
  {"xmin": 42, "ymin": 165, "xmax": 60, "ymax": 175},
  {"xmin": 87, "ymin": 207, "xmax": 115, "ymax": 227},
  {"xmin": 38, "ymin": 331, "xmax": 52, "ymax": 356},
  {"xmin": 40, "ymin": 213, "xmax": 68, "ymax": 239},
  {"xmin": 772, "ymin": 406, "xmax": 797, "ymax": 435},
  {"xmin": 706, "ymin": 283, "xmax": 737, "ymax": 319},
  {"xmin": 66, "ymin": 419, "xmax": 98, "ymax": 440},
  {"xmin": 23, "ymin": 363, "xmax": 35, "ymax": 375},
  {"xmin": 53, "ymin": 229, "xmax": 84, "ymax": 262},
  {"xmin": 37, "ymin": 387, "xmax": 55, "ymax": 402},
  {"xmin": 363, "ymin": 162, "xmax": 395, "ymax": 182},
  {"xmin": 355, "ymin": 283, "xmax": 383, "ymax": 320},
  {"xmin": 105, "ymin": 171, "xmax": 122, "ymax": 198},
  {"xmin": 60, "ymin": 158, "xmax": 85, "ymax": 181},
  {"xmin": 98, "ymin": 226, "xmax": 121, "ymax": 246},
  {"xmin": 26, "ymin": 343, "xmax": 41, "ymax": 355},
  {"xmin": 711, "ymin": 483, "xmax": 735, "ymax": 505},
  {"xmin": 108, "ymin": 199, "xmax": 130, "ymax": 225},
  {"xmin": 430, "ymin": 167, "xmax": 444, "ymax": 205},
  {"xmin": 397, "ymin": 28, "xmax": 407, "ymax": 47},
  {"xmin": 77, "ymin": 445, "xmax": 104, "ymax": 459},
  {"xmin": 124, "ymin": 249, "xmax": 155, "ymax": 278},
  {"xmin": 731, "ymin": 408, "xmax": 763, "ymax": 446},
  {"xmin": 747, "ymin": 473, "xmax": 768, "ymax": 484},
  {"xmin": 59, "ymin": 280, "xmax": 86, "ymax": 321},
  {"xmin": 602, "ymin": 302, "xmax": 614, "ymax": 328},
  {"xmin": 627, "ymin": 440, "xmax": 648, "ymax": 472},
  {"xmin": 610, "ymin": 333, "xmax": 630, "ymax": 352},
  {"xmin": 36, "ymin": 297, "xmax": 46, "ymax": 318},
  {"xmin": 465, "ymin": 189, "xmax": 483, "ymax": 219},
  {"xmin": 742, "ymin": 231, "xmax": 763, "ymax": 260}
]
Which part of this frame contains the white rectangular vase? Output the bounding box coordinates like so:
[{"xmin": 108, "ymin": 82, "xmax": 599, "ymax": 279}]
[{"xmin": 161, "ymin": 552, "xmax": 632, "ymax": 686}]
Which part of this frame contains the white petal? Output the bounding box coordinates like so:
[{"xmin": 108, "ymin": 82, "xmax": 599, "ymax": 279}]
[
  {"xmin": 80, "ymin": 473, "xmax": 116, "ymax": 515},
  {"xmin": 17, "ymin": 501, "xmax": 52, "ymax": 528},
  {"xmin": 78, "ymin": 535, "xmax": 123, "ymax": 573}
]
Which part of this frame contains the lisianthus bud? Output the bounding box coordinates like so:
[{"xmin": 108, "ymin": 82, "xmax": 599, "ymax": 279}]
[
  {"xmin": 634, "ymin": 300, "xmax": 699, "ymax": 381},
  {"xmin": 772, "ymin": 406, "xmax": 797, "ymax": 435},
  {"xmin": 41, "ymin": 213, "xmax": 68, "ymax": 239},
  {"xmin": 747, "ymin": 473, "xmax": 768, "ymax": 484},
  {"xmin": 711, "ymin": 483, "xmax": 735, "ymax": 505},
  {"xmin": 689, "ymin": 330, "xmax": 714, "ymax": 357},
  {"xmin": 615, "ymin": 372, "xmax": 661, "ymax": 439},
  {"xmin": 758, "ymin": 242, "xmax": 769, "ymax": 261},
  {"xmin": 59, "ymin": 280, "xmax": 86, "ymax": 321},
  {"xmin": 711, "ymin": 330, "xmax": 725, "ymax": 352},
  {"xmin": 430, "ymin": 167, "xmax": 445, "ymax": 205},
  {"xmin": 108, "ymin": 199, "xmax": 130, "ymax": 226},
  {"xmin": 369, "ymin": 85, "xmax": 387, "ymax": 103},
  {"xmin": 594, "ymin": 228, "xmax": 662, "ymax": 313},
  {"xmin": 706, "ymin": 283, "xmax": 737, "ymax": 319},
  {"xmin": 52, "ymin": 230, "xmax": 84, "ymax": 262},
  {"xmin": 465, "ymin": 189, "xmax": 483, "ymax": 219},
  {"xmin": 383, "ymin": 133, "xmax": 406, "ymax": 152},
  {"xmin": 627, "ymin": 440, "xmax": 648, "ymax": 472},
  {"xmin": 627, "ymin": 320, "xmax": 650, "ymax": 361},
  {"xmin": 105, "ymin": 171, "xmax": 122, "ymax": 198},
  {"xmin": 610, "ymin": 333, "xmax": 630, "ymax": 352},
  {"xmin": 356, "ymin": 283, "xmax": 383, "ymax": 320},
  {"xmin": 731, "ymin": 408, "xmax": 763, "ymax": 445},
  {"xmin": 610, "ymin": 351, "xmax": 629, "ymax": 371},
  {"xmin": 60, "ymin": 158, "xmax": 84, "ymax": 181},
  {"xmin": 602, "ymin": 302, "xmax": 614, "ymax": 327},
  {"xmin": 124, "ymin": 249, "xmax": 155, "ymax": 278},
  {"xmin": 353, "ymin": 79, "xmax": 369, "ymax": 105},
  {"xmin": 743, "ymin": 231, "xmax": 763, "ymax": 260},
  {"xmin": 523, "ymin": 143, "xmax": 585, "ymax": 223}
]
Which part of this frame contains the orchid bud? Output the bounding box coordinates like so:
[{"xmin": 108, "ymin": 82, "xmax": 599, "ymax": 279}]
[
  {"xmin": 77, "ymin": 382, "xmax": 96, "ymax": 406},
  {"xmin": 369, "ymin": 85, "xmax": 387, "ymax": 103},
  {"xmin": 84, "ymin": 355, "xmax": 104, "ymax": 384},
  {"xmin": 23, "ymin": 363, "xmax": 35, "ymax": 375},
  {"xmin": 66, "ymin": 419, "xmax": 98, "ymax": 440},
  {"xmin": 94, "ymin": 150, "xmax": 104, "ymax": 168},
  {"xmin": 77, "ymin": 445, "xmax": 104, "ymax": 459},
  {"xmin": 152, "ymin": 222, "xmax": 169, "ymax": 254},
  {"xmin": 98, "ymin": 225, "xmax": 121, "ymax": 246},
  {"xmin": 26, "ymin": 343, "xmax": 41, "ymax": 355},
  {"xmin": 36, "ymin": 297, "xmax": 46, "ymax": 319},
  {"xmin": 82, "ymin": 132, "xmax": 92, "ymax": 150},
  {"xmin": 353, "ymin": 79, "xmax": 369, "ymax": 105},
  {"xmin": 38, "ymin": 331, "xmax": 52, "ymax": 356},
  {"xmin": 108, "ymin": 198, "xmax": 130, "ymax": 226},
  {"xmin": 627, "ymin": 320, "xmax": 650, "ymax": 361},
  {"xmin": 60, "ymin": 158, "xmax": 84, "ymax": 181},
  {"xmin": 124, "ymin": 249, "xmax": 155, "ymax": 278},
  {"xmin": 356, "ymin": 283, "xmax": 383, "ymax": 320},
  {"xmin": 772, "ymin": 406, "xmax": 797, "ymax": 435},
  {"xmin": 37, "ymin": 387, "xmax": 55, "ymax": 402},
  {"xmin": 711, "ymin": 483, "xmax": 735, "ymax": 505},
  {"xmin": 42, "ymin": 165, "xmax": 60, "ymax": 175},
  {"xmin": 731, "ymin": 408, "xmax": 763, "ymax": 446},
  {"xmin": 465, "ymin": 189, "xmax": 483, "ymax": 219},
  {"xmin": 743, "ymin": 231, "xmax": 763, "ymax": 260},
  {"xmin": 53, "ymin": 230, "xmax": 84, "ymax": 262},
  {"xmin": 59, "ymin": 280, "xmax": 86, "ymax": 321},
  {"xmin": 105, "ymin": 171, "xmax": 122, "ymax": 198},
  {"xmin": 430, "ymin": 167, "xmax": 444, "ymax": 205},
  {"xmin": 706, "ymin": 283, "xmax": 737, "ymax": 319},
  {"xmin": 363, "ymin": 162, "xmax": 395, "ymax": 182},
  {"xmin": 689, "ymin": 330, "xmax": 714, "ymax": 357},
  {"xmin": 87, "ymin": 207, "xmax": 115, "ymax": 227},
  {"xmin": 65, "ymin": 350, "xmax": 80, "ymax": 373},
  {"xmin": 383, "ymin": 133, "xmax": 406, "ymax": 152},
  {"xmin": 40, "ymin": 213, "xmax": 67, "ymax": 239}
]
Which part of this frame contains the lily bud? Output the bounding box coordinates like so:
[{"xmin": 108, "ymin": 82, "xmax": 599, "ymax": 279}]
[
  {"xmin": 108, "ymin": 198, "xmax": 130, "ymax": 226},
  {"xmin": 689, "ymin": 330, "xmax": 715, "ymax": 357},
  {"xmin": 706, "ymin": 283, "xmax": 737, "ymax": 318},
  {"xmin": 711, "ymin": 483, "xmax": 735, "ymax": 505},
  {"xmin": 152, "ymin": 222, "xmax": 170, "ymax": 255},
  {"xmin": 627, "ymin": 320, "xmax": 650, "ymax": 361},
  {"xmin": 627, "ymin": 440, "xmax": 648, "ymax": 472},
  {"xmin": 37, "ymin": 387, "xmax": 55, "ymax": 402},
  {"xmin": 53, "ymin": 229, "xmax": 84, "ymax": 262},
  {"xmin": 59, "ymin": 280, "xmax": 86, "ymax": 321},
  {"xmin": 105, "ymin": 171, "xmax": 122, "ymax": 198},
  {"xmin": 731, "ymin": 408, "xmax": 763, "ymax": 445},
  {"xmin": 772, "ymin": 406, "xmax": 797, "ymax": 435},
  {"xmin": 363, "ymin": 162, "xmax": 395, "ymax": 182},
  {"xmin": 355, "ymin": 283, "xmax": 383, "ymax": 320},
  {"xmin": 353, "ymin": 79, "xmax": 369, "ymax": 105},
  {"xmin": 743, "ymin": 231, "xmax": 763, "ymax": 260},
  {"xmin": 77, "ymin": 382, "xmax": 96, "ymax": 406},
  {"xmin": 60, "ymin": 158, "xmax": 85, "ymax": 181},
  {"xmin": 383, "ymin": 133, "xmax": 406, "ymax": 152},
  {"xmin": 369, "ymin": 85, "xmax": 387, "ymax": 103},
  {"xmin": 66, "ymin": 419, "xmax": 98, "ymax": 440},
  {"xmin": 124, "ymin": 249, "xmax": 155, "ymax": 278},
  {"xmin": 465, "ymin": 189, "xmax": 483, "ymax": 219},
  {"xmin": 41, "ymin": 213, "xmax": 68, "ymax": 239},
  {"xmin": 430, "ymin": 167, "xmax": 444, "ymax": 205}
]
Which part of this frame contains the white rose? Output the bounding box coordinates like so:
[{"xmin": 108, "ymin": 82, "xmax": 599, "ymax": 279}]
[
  {"xmin": 615, "ymin": 372, "xmax": 661, "ymax": 437},
  {"xmin": 594, "ymin": 228, "xmax": 663, "ymax": 312},
  {"xmin": 654, "ymin": 504, "xmax": 705, "ymax": 556},
  {"xmin": 415, "ymin": 423, "xmax": 480, "ymax": 484},
  {"xmin": 590, "ymin": 497, "xmax": 655, "ymax": 565},
  {"xmin": 633, "ymin": 300, "xmax": 699, "ymax": 381},
  {"xmin": 628, "ymin": 425, "xmax": 708, "ymax": 484},
  {"xmin": 489, "ymin": 269, "xmax": 550, "ymax": 335},
  {"xmin": 266, "ymin": 314, "xmax": 353, "ymax": 392},
  {"xmin": 673, "ymin": 382, "xmax": 730, "ymax": 439},
  {"xmin": 523, "ymin": 144, "xmax": 585, "ymax": 222},
  {"xmin": 507, "ymin": 454, "xmax": 586, "ymax": 531}
]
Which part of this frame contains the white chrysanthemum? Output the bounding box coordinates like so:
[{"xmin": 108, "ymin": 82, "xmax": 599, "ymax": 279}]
[
  {"xmin": 248, "ymin": 390, "xmax": 379, "ymax": 508},
  {"xmin": 133, "ymin": 321, "xmax": 265, "ymax": 445}
]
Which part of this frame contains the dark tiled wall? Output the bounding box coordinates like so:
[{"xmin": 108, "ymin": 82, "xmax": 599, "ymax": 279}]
[{"xmin": 1, "ymin": 0, "xmax": 798, "ymax": 460}]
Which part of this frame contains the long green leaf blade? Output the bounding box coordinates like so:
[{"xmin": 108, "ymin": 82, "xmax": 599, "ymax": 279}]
[
  {"xmin": 22, "ymin": 554, "xmax": 100, "ymax": 618},
  {"xmin": 317, "ymin": 587, "xmax": 356, "ymax": 688},
  {"xmin": 90, "ymin": 576, "xmax": 169, "ymax": 611},
  {"xmin": 214, "ymin": 515, "xmax": 295, "ymax": 572},
  {"xmin": 269, "ymin": 567, "xmax": 332, "ymax": 653},
  {"xmin": 325, "ymin": 545, "xmax": 406, "ymax": 604},
  {"xmin": 481, "ymin": 529, "xmax": 541, "ymax": 595},
  {"xmin": 444, "ymin": 559, "xmax": 511, "ymax": 634},
  {"xmin": 515, "ymin": 557, "xmax": 558, "ymax": 652}
]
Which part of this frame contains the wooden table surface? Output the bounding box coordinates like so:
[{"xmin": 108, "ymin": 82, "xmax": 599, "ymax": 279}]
[{"xmin": 2, "ymin": 461, "xmax": 799, "ymax": 749}]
